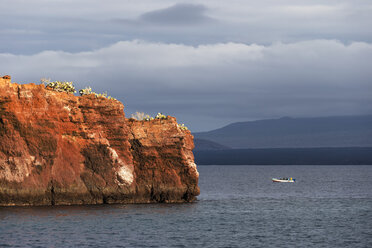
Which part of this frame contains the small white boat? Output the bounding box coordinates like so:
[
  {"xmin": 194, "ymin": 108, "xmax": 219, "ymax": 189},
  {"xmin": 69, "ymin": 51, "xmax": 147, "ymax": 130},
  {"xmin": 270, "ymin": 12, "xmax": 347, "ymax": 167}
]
[{"xmin": 272, "ymin": 178, "xmax": 295, "ymax": 183}]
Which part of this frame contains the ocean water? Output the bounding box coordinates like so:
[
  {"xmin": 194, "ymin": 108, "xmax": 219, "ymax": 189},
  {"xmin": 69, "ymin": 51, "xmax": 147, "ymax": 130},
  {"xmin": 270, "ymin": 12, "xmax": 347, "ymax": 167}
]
[{"xmin": 1, "ymin": 165, "xmax": 371, "ymax": 248}]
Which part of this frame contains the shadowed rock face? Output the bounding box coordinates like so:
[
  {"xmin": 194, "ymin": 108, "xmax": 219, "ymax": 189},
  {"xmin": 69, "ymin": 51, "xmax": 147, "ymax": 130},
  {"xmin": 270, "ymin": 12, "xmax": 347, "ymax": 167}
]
[{"xmin": 0, "ymin": 76, "xmax": 199, "ymax": 206}]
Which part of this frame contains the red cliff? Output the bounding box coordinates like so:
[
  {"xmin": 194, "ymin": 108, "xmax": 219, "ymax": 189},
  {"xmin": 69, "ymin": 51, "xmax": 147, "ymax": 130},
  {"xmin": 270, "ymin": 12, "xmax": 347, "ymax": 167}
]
[{"xmin": 0, "ymin": 76, "xmax": 199, "ymax": 206}]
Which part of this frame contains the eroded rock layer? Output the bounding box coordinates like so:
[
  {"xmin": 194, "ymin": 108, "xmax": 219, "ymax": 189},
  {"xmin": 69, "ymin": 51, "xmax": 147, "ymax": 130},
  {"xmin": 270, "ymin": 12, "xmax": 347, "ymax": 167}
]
[{"xmin": 0, "ymin": 76, "xmax": 199, "ymax": 205}]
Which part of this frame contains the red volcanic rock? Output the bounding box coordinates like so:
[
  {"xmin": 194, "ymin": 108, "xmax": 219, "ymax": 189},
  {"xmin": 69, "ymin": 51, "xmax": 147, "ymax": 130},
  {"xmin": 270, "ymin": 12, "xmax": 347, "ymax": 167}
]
[
  {"xmin": 0, "ymin": 76, "xmax": 199, "ymax": 205},
  {"xmin": 127, "ymin": 118, "xmax": 199, "ymax": 202}
]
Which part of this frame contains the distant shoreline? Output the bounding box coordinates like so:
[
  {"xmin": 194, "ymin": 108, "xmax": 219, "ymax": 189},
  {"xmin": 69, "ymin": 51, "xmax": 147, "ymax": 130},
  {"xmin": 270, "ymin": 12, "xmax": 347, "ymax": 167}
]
[{"xmin": 194, "ymin": 147, "xmax": 372, "ymax": 165}]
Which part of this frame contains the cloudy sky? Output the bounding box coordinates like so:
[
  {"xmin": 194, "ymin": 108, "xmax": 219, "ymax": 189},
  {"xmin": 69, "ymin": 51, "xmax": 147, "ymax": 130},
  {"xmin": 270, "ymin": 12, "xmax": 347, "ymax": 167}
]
[{"xmin": 1, "ymin": 0, "xmax": 372, "ymax": 131}]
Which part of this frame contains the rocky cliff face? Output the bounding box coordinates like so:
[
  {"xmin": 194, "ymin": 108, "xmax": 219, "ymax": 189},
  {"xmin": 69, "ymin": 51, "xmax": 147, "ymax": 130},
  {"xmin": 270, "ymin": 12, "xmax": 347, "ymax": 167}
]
[
  {"xmin": 0, "ymin": 76, "xmax": 199, "ymax": 206},
  {"xmin": 128, "ymin": 118, "xmax": 199, "ymax": 203}
]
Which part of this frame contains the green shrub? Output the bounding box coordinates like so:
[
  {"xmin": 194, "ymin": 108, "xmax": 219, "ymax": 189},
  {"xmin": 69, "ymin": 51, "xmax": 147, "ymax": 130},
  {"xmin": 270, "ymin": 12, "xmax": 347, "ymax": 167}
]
[
  {"xmin": 141, "ymin": 114, "xmax": 153, "ymax": 121},
  {"xmin": 79, "ymin": 87, "xmax": 93, "ymax": 96},
  {"xmin": 79, "ymin": 87, "xmax": 117, "ymax": 100},
  {"xmin": 155, "ymin": 113, "xmax": 167, "ymax": 120},
  {"xmin": 107, "ymin": 96, "xmax": 117, "ymax": 100},
  {"xmin": 131, "ymin": 112, "xmax": 168, "ymax": 121},
  {"xmin": 41, "ymin": 79, "xmax": 117, "ymax": 100},
  {"xmin": 178, "ymin": 123, "xmax": 189, "ymax": 131},
  {"xmin": 43, "ymin": 79, "xmax": 76, "ymax": 94},
  {"xmin": 94, "ymin": 92, "xmax": 108, "ymax": 98},
  {"xmin": 131, "ymin": 112, "xmax": 155, "ymax": 121}
]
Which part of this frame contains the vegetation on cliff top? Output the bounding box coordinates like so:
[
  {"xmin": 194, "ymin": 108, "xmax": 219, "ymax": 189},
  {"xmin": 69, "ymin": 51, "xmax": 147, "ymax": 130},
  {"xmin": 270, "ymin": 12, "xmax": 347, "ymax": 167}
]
[
  {"xmin": 131, "ymin": 112, "xmax": 189, "ymax": 130},
  {"xmin": 41, "ymin": 79, "xmax": 117, "ymax": 100},
  {"xmin": 178, "ymin": 123, "xmax": 189, "ymax": 131},
  {"xmin": 42, "ymin": 79, "xmax": 76, "ymax": 94},
  {"xmin": 131, "ymin": 112, "xmax": 167, "ymax": 121},
  {"xmin": 79, "ymin": 87, "xmax": 117, "ymax": 100},
  {"xmin": 41, "ymin": 79, "xmax": 187, "ymax": 129}
]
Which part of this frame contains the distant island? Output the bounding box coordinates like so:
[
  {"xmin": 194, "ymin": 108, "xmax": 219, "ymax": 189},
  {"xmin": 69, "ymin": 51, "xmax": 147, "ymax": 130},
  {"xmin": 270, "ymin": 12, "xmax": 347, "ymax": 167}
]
[
  {"xmin": 194, "ymin": 147, "xmax": 372, "ymax": 165},
  {"xmin": 193, "ymin": 115, "xmax": 372, "ymax": 165}
]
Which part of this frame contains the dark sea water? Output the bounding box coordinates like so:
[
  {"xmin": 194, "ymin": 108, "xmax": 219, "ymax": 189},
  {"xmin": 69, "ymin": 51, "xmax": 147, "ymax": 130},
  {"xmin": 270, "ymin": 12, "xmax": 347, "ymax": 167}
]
[{"xmin": 1, "ymin": 165, "xmax": 372, "ymax": 248}]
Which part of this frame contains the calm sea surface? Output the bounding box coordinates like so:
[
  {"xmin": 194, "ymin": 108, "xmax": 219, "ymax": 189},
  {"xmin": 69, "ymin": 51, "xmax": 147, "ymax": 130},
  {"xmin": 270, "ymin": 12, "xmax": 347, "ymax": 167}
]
[{"xmin": 1, "ymin": 165, "xmax": 372, "ymax": 248}]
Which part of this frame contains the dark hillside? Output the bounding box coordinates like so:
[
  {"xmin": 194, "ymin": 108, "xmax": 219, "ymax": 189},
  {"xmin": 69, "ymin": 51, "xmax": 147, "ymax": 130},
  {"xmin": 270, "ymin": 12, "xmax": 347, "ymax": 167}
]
[
  {"xmin": 194, "ymin": 115, "xmax": 372, "ymax": 148},
  {"xmin": 194, "ymin": 138, "xmax": 231, "ymax": 151}
]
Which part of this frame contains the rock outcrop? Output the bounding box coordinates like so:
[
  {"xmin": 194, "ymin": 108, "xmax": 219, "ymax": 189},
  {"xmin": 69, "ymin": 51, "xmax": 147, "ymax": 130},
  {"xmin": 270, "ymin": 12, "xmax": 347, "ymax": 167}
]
[{"xmin": 0, "ymin": 76, "xmax": 199, "ymax": 206}]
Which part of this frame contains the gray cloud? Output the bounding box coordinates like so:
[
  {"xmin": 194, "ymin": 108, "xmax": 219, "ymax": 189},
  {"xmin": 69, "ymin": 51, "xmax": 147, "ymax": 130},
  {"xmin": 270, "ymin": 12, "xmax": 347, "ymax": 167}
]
[
  {"xmin": 1, "ymin": 1, "xmax": 371, "ymax": 131},
  {"xmin": 1, "ymin": 40, "xmax": 371, "ymax": 131},
  {"xmin": 1, "ymin": 0, "xmax": 371, "ymax": 54},
  {"xmin": 139, "ymin": 3, "xmax": 213, "ymax": 25}
]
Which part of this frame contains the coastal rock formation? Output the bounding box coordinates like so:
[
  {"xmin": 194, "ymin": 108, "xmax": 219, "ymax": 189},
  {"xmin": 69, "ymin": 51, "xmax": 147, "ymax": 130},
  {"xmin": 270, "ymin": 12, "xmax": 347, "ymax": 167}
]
[
  {"xmin": 128, "ymin": 118, "xmax": 199, "ymax": 202},
  {"xmin": 0, "ymin": 76, "xmax": 199, "ymax": 205}
]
